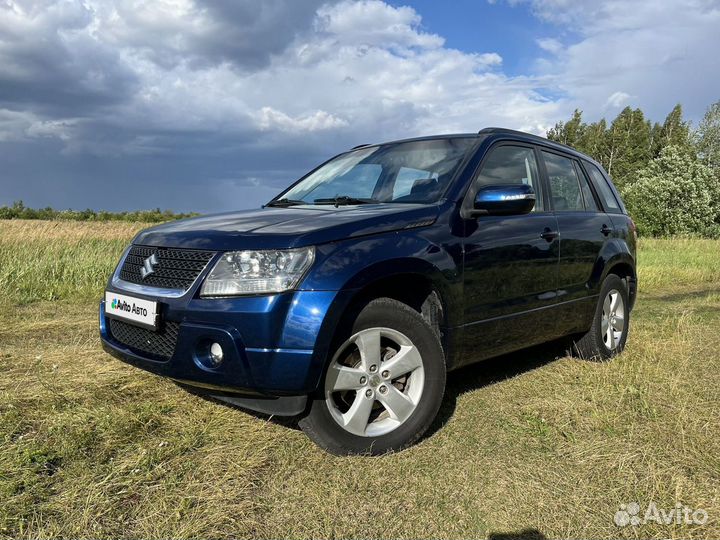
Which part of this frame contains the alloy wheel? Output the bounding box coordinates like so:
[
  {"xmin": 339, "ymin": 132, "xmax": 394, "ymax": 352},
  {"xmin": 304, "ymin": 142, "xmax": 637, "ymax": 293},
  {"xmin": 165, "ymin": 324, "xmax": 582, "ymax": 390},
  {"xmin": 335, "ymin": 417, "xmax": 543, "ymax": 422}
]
[
  {"xmin": 601, "ymin": 288, "xmax": 625, "ymax": 350},
  {"xmin": 325, "ymin": 327, "xmax": 425, "ymax": 437}
]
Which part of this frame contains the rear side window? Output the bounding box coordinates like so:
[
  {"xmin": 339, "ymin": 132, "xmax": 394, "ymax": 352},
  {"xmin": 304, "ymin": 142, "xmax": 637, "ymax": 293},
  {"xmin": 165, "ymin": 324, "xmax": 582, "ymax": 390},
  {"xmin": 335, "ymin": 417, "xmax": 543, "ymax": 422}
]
[
  {"xmin": 574, "ymin": 162, "xmax": 599, "ymax": 211},
  {"xmin": 475, "ymin": 145, "xmax": 543, "ymax": 211},
  {"xmin": 542, "ymin": 151, "xmax": 584, "ymax": 212},
  {"xmin": 585, "ymin": 162, "xmax": 622, "ymax": 213}
]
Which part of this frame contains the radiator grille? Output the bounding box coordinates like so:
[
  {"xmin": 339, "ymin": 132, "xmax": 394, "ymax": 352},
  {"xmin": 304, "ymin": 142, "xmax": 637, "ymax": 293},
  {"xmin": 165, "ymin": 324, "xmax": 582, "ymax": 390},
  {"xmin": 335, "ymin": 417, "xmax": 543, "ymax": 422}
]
[
  {"xmin": 118, "ymin": 245, "xmax": 215, "ymax": 291},
  {"xmin": 108, "ymin": 318, "xmax": 180, "ymax": 361}
]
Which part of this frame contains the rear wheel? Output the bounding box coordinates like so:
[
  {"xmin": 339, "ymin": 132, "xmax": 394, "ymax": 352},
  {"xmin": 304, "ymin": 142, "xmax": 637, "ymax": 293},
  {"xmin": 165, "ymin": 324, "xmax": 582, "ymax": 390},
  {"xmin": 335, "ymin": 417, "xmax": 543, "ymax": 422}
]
[
  {"xmin": 573, "ymin": 274, "xmax": 630, "ymax": 361},
  {"xmin": 299, "ymin": 298, "xmax": 446, "ymax": 455}
]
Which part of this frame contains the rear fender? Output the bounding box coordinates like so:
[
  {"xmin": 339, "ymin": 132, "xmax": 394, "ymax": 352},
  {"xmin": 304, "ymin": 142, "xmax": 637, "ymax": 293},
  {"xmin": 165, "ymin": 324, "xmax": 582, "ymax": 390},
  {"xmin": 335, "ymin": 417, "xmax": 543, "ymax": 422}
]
[{"xmin": 589, "ymin": 238, "xmax": 636, "ymax": 294}]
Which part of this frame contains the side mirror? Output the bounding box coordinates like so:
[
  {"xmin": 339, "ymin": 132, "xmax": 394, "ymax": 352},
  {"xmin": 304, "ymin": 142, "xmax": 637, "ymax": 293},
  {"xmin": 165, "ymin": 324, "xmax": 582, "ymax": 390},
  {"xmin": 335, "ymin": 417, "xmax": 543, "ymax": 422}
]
[{"xmin": 471, "ymin": 184, "xmax": 536, "ymax": 216}]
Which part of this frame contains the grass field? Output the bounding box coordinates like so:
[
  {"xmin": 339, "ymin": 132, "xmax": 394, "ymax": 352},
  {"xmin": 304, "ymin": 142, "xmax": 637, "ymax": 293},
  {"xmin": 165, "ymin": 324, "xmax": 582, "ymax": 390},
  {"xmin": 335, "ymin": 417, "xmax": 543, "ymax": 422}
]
[{"xmin": 1, "ymin": 219, "xmax": 719, "ymax": 539}]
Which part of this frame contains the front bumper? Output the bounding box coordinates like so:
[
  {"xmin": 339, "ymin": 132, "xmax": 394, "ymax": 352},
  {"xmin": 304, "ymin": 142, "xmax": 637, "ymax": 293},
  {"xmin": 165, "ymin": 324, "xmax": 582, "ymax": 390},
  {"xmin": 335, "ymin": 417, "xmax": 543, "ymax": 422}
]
[{"xmin": 100, "ymin": 287, "xmax": 352, "ymax": 415}]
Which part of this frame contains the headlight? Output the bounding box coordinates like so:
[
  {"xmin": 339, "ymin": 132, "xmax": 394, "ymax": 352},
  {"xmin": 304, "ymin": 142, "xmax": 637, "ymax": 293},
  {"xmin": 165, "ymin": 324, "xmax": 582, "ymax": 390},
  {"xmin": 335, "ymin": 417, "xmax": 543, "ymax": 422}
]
[{"xmin": 200, "ymin": 247, "xmax": 315, "ymax": 296}]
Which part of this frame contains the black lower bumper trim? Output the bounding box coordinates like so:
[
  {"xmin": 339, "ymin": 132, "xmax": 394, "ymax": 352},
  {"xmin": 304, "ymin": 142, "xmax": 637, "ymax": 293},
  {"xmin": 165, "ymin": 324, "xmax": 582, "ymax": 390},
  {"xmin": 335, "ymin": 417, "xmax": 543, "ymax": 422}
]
[{"xmin": 175, "ymin": 382, "xmax": 308, "ymax": 416}]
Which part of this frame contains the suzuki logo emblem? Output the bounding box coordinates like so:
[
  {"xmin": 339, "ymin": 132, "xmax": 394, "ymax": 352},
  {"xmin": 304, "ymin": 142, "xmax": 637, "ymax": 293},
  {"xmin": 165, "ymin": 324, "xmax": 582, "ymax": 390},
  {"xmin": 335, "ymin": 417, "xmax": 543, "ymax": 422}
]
[{"xmin": 140, "ymin": 253, "xmax": 159, "ymax": 279}]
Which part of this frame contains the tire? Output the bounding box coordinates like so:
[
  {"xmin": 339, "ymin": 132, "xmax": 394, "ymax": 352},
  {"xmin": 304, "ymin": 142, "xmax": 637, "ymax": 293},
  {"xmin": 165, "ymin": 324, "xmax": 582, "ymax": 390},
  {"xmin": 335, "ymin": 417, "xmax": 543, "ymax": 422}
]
[
  {"xmin": 573, "ymin": 274, "xmax": 630, "ymax": 361},
  {"xmin": 299, "ymin": 297, "xmax": 446, "ymax": 455}
]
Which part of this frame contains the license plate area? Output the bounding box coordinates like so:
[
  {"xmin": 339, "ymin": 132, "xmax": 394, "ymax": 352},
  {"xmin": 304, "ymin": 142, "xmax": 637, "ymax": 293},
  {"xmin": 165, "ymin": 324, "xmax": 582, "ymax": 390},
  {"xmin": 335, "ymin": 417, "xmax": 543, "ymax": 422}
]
[{"xmin": 105, "ymin": 291, "xmax": 159, "ymax": 331}]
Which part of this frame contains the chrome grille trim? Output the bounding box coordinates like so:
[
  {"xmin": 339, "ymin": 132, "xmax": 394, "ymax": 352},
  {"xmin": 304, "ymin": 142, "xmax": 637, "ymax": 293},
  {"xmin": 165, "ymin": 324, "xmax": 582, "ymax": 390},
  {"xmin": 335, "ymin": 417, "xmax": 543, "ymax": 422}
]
[{"xmin": 111, "ymin": 245, "xmax": 216, "ymax": 297}]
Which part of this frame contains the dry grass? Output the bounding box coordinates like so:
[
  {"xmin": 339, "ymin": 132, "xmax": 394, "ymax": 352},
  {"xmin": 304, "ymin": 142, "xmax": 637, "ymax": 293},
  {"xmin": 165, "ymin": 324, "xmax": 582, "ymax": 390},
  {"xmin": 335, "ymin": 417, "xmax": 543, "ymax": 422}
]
[
  {"xmin": 0, "ymin": 220, "xmax": 146, "ymax": 304},
  {"xmin": 1, "ymin": 220, "xmax": 719, "ymax": 539},
  {"xmin": 0, "ymin": 220, "xmax": 148, "ymax": 242}
]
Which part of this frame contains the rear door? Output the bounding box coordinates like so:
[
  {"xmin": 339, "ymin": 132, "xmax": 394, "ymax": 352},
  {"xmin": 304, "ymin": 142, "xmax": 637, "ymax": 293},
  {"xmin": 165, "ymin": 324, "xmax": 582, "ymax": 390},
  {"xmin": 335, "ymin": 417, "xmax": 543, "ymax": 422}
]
[{"xmin": 540, "ymin": 150, "xmax": 611, "ymax": 327}]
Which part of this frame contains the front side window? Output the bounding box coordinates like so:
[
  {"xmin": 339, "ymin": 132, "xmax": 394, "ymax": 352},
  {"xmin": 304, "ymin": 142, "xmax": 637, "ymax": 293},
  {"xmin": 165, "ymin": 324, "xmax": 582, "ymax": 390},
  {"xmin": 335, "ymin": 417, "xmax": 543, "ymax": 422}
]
[
  {"xmin": 474, "ymin": 145, "xmax": 542, "ymax": 211},
  {"xmin": 542, "ymin": 151, "xmax": 585, "ymax": 212},
  {"xmin": 278, "ymin": 138, "xmax": 474, "ymax": 205}
]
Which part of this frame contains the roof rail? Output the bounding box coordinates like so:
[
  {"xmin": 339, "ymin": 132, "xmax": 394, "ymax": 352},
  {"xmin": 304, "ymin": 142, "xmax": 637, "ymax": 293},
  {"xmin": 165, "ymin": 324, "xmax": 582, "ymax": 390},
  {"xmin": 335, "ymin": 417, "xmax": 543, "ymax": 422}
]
[
  {"xmin": 351, "ymin": 143, "xmax": 371, "ymax": 149},
  {"xmin": 478, "ymin": 127, "xmax": 578, "ymax": 153},
  {"xmin": 478, "ymin": 127, "xmax": 547, "ymax": 140}
]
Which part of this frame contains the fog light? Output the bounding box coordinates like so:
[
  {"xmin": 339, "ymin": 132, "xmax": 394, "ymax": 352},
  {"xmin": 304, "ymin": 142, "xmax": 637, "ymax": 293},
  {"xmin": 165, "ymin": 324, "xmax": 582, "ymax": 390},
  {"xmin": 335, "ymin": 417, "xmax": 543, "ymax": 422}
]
[{"xmin": 209, "ymin": 342, "xmax": 224, "ymax": 366}]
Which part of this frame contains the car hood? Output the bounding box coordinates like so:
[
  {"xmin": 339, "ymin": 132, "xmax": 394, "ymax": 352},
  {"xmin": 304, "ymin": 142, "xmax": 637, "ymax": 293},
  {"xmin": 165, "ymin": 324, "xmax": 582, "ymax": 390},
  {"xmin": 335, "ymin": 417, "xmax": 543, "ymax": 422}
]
[{"xmin": 133, "ymin": 204, "xmax": 439, "ymax": 250}]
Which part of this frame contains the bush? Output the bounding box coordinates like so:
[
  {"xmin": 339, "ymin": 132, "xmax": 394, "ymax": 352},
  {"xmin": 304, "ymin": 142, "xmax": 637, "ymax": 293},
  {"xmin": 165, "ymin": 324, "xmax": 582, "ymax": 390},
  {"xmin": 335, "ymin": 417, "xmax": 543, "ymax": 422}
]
[
  {"xmin": 0, "ymin": 201, "xmax": 198, "ymax": 223},
  {"xmin": 623, "ymin": 146, "xmax": 720, "ymax": 237}
]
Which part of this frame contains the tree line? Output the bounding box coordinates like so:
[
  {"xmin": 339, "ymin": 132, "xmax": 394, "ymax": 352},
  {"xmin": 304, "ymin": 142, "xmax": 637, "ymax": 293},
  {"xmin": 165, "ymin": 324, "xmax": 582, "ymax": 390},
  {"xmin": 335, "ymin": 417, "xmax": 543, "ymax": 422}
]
[
  {"xmin": 3, "ymin": 102, "xmax": 719, "ymax": 235},
  {"xmin": 0, "ymin": 200, "xmax": 197, "ymax": 223},
  {"xmin": 547, "ymin": 100, "xmax": 720, "ymax": 237}
]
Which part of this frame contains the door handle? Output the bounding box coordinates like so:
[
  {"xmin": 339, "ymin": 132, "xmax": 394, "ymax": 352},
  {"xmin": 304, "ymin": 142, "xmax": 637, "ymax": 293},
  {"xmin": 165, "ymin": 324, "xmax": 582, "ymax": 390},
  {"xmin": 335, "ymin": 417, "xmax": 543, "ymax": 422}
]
[
  {"xmin": 540, "ymin": 228, "xmax": 558, "ymax": 242},
  {"xmin": 601, "ymin": 224, "xmax": 614, "ymax": 236}
]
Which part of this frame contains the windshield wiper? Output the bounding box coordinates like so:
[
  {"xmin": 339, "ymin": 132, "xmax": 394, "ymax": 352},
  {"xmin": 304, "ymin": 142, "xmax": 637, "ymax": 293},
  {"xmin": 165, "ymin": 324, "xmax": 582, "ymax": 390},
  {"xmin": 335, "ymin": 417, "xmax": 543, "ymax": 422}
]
[
  {"xmin": 265, "ymin": 198, "xmax": 307, "ymax": 208},
  {"xmin": 313, "ymin": 195, "xmax": 378, "ymax": 207}
]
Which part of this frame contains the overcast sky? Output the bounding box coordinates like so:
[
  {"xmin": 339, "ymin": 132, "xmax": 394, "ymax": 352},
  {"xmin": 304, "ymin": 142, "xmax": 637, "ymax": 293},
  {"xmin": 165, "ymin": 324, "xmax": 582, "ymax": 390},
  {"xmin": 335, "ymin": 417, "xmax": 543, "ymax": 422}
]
[{"xmin": 1, "ymin": 0, "xmax": 719, "ymax": 212}]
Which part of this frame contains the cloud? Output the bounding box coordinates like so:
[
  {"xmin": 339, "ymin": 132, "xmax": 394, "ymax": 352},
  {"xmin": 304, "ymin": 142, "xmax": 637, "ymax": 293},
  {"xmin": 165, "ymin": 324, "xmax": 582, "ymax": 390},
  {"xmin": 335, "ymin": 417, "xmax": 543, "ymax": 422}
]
[
  {"xmin": 315, "ymin": 0, "xmax": 444, "ymax": 50},
  {"xmin": 521, "ymin": 0, "xmax": 720, "ymax": 121},
  {"xmin": 536, "ymin": 38, "xmax": 563, "ymax": 55},
  {"xmin": 605, "ymin": 91, "xmax": 631, "ymax": 109},
  {"xmin": 0, "ymin": 0, "xmax": 557, "ymax": 156},
  {"xmin": 0, "ymin": 1, "xmax": 138, "ymax": 116},
  {"xmin": 255, "ymin": 107, "xmax": 348, "ymax": 133},
  {"xmin": 92, "ymin": 0, "xmax": 336, "ymax": 71},
  {"xmin": 477, "ymin": 52, "xmax": 503, "ymax": 66},
  {"xmin": 0, "ymin": 0, "xmax": 717, "ymax": 212}
]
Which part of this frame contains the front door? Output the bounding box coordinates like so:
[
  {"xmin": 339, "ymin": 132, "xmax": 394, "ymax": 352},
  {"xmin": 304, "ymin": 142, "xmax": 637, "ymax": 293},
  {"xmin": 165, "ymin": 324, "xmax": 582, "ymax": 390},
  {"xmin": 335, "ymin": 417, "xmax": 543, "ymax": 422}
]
[{"xmin": 461, "ymin": 144, "xmax": 560, "ymax": 364}]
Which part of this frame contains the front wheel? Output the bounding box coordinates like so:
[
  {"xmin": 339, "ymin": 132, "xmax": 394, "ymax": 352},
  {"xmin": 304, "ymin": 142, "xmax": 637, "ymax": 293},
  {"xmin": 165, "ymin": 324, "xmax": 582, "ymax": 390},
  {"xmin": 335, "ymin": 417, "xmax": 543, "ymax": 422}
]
[
  {"xmin": 299, "ymin": 298, "xmax": 446, "ymax": 455},
  {"xmin": 573, "ymin": 274, "xmax": 630, "ymax": 361}
]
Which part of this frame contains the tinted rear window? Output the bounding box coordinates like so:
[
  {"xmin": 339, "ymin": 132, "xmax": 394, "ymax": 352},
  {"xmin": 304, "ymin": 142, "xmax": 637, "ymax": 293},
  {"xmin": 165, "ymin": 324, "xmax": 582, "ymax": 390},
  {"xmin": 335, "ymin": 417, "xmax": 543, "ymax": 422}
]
[{"xmin": 584, "ymin": 162, "xmax": 623, "ymax": 213}]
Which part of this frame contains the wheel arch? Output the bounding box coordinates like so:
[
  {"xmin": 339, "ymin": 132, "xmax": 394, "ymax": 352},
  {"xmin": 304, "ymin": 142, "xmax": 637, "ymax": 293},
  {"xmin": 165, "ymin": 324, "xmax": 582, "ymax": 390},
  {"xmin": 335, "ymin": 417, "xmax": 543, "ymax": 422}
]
[
  {"xmin": 340, "ymin": 270, "xmax": 449, "ymax": 336},
  {"xmin": 593, "ymin": 239, "xmax": 637, "ymax": 310},
  {"xmin": 604, "ymin": 259, "xmax": 637, "ymax": 311},
  {"xmin": 306, "ymin": 262, "xmax": 461, "ymax": 393}
]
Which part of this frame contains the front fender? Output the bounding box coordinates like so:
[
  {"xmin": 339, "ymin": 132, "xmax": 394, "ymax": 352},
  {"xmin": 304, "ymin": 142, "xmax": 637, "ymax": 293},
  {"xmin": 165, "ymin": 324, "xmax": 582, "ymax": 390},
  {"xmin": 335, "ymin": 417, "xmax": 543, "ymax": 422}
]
[
  {"xmin": 294, "ymin": 228, "xmax": 463, "ymax": 391},
  {"xmin": 302, "ymin": 229, "xmax": 461, "ymax": 318}
]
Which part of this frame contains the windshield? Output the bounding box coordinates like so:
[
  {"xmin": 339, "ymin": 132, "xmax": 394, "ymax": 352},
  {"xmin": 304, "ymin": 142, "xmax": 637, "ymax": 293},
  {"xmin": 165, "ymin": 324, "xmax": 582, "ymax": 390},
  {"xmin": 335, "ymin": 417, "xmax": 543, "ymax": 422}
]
[{"xmin": 274, "ymin": 138, "xmax": 475, "ymax": 205}]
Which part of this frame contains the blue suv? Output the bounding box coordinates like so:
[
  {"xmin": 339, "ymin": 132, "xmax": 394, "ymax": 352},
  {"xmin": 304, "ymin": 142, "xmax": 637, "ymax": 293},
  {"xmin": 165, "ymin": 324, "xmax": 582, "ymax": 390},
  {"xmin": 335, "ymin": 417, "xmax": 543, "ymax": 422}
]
[{"xmin": 100, "ymin": 128, "xmax": 637, "ymax": 455}]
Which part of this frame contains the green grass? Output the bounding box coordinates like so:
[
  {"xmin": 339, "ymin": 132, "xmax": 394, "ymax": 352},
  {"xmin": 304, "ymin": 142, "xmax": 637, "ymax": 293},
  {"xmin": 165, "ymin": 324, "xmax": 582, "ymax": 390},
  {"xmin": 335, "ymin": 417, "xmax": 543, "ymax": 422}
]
[
  {"xmin": 638, "ymin": 237, "xmax": 720, "ymax": 291},
  {"xmin": 1, "ymin": 220, "xmax": 719, "ymax": 539}
]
